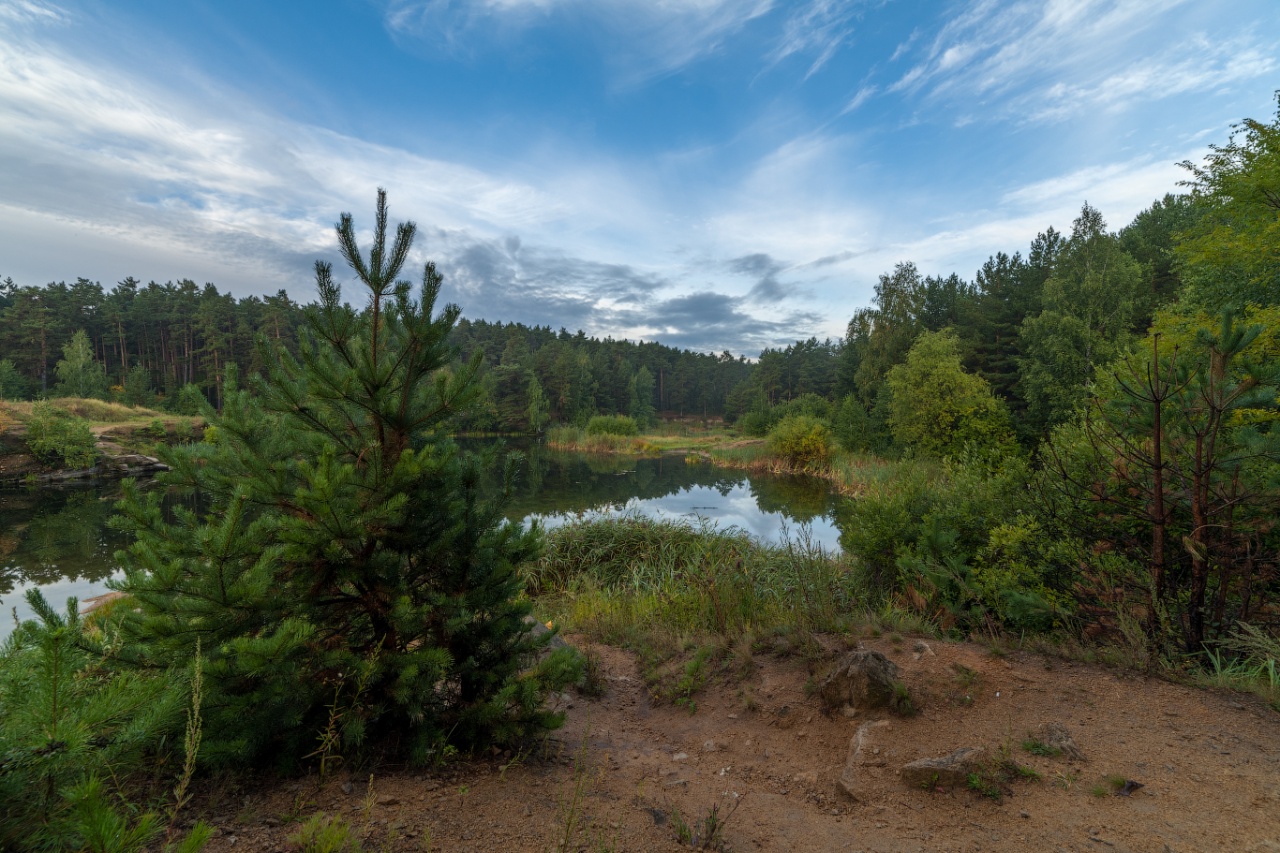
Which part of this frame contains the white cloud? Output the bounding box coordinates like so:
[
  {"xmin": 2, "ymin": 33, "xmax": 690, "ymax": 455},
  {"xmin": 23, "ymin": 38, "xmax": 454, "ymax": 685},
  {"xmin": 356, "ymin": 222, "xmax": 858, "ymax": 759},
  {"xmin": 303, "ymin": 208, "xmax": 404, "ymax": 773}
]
[{"xmin": 883, "ymin": 0, "xmax": 1271, "ymax": 127}]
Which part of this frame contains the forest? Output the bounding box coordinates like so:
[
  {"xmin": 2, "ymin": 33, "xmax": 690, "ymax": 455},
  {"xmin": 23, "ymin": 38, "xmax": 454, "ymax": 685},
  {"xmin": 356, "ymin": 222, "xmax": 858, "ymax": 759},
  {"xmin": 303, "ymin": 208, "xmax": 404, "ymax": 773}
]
[{"xmin": 0, "ymin": 99, "xmax": 1277, "ymax": 853}]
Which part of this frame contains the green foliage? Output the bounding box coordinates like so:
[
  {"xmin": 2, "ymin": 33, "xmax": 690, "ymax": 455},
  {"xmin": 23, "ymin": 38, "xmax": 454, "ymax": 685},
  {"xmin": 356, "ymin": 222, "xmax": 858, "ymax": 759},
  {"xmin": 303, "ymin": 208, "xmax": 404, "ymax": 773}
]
[
  {"xmin": 885, "ymin": 329, "xmax": 1014, "ymax": 457},
  {"xmin": 121, "ymin": 363, "xmax": 154, "ymax": 407},
  {"xmin": 1177, "ymin": 94, "xmax": 1280, "ymax": 307},
  {"xmin": 24, "ymin": 400, "xmax": 98, "ymax": 468},
  {"xmin": 628, "ymin": 365, "xmax": 657, "ymax": 428},
  {"xmin": 0, "ymin": 590, "xmax": 204, "ymax": 853},
  {"xmin": 586, "ymin": 413, "xmax": 640, "ymax": 436},
  {"xmin": 0, "ymin": 357, "xmax": 29, "ymax": 399},
  {"xmin": 831, "ymin": 394, "xmax": 871, "ymax": 452},
  {"xmin": 168, "ymin": 383, "xmax": 209, "ymax": 416},
  {"xmin": 842, "ymin": 451, "xmax": 1070, "ymax": 633},
  {"xmin": 54, "ymin": 329, "xmax": 109, "ymax": 400},
  {"xmin": 765, "ymin": 413, "xmax": 831, "ymax": 467},
  {"xmin": 289, "ymin": 814, "xmax": 364, "ymax": 853},
  {"xmin": 110, "ymin": 191, "xmax": 581, "ymax": 769},
  {"xmin": 1018, "ymin": 205, "xmax": 1146, "ymax": 433}
]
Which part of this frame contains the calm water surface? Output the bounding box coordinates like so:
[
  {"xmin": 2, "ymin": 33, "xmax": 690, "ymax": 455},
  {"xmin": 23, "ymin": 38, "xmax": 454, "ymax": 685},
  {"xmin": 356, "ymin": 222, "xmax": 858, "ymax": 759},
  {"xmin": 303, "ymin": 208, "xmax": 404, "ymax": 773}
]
[{"xmin": 1, "ymin": 445, "xmax": 846, "ymax": 636}]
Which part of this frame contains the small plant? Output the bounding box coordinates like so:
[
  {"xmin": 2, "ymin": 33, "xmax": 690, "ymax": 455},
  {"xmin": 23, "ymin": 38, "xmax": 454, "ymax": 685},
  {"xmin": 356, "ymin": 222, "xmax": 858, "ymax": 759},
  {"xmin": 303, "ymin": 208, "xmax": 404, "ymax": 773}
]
[
  {"xmin": 1022, "ymin": 738, "xmax": 1062, "ymax": 758},
  {"xmin": 951, "ymin": 662, "xmax": 980, "ymax": 688},
  {"xmin": 578, "ymin": 648, "xmax": 607, "ymax": 698},
  {"xmin": 1052, "ymin": 769, "xmax": 1078, "ymax": 790},
  {"xmin": 1089, "ymin": 784, "xmax": 1109, "ymax": 798},
  {"xmin": 672, "ymin": 798, "xmax": 740, "ymax": 850},
  {"xmin": 889, "ymin": 680, "xmax": 916, "ymax": 716},
  {"xmin": 967, "ymin": 772, "xmax": 1003, "ymax": 801},
  {"xmin": 289, "ymin": 813, "xmax": 364, "ymax": 853},
  {"xmin": 1104, "ymin": 774, "xmax": 1128, "ymax": 792}
]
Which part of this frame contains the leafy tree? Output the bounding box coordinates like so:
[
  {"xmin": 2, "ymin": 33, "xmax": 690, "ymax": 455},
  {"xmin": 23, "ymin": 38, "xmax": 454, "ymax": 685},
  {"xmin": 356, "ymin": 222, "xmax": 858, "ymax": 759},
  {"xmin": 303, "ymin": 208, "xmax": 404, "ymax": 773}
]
[
  {"xmin": 766, "ymin": 414, "xmax": 832, "ymax": 467},
  {"xmin": 1177, "ymin": 95, "xmax": 1280, "ymax": 307},
  {"xmin": 1019, "ymin": 205, "xmax": 1144, "ymax": 433},
  {"xmin": 886, "ymin": 329, "xmax": 1013, "ymax": 457},
  {"xmin": 54, "ymin": 330, "xmax": 108, "ymax": 400},
  {"xmin": 111, "ymin": 191, "xmax": 580, "ymax": 768}
]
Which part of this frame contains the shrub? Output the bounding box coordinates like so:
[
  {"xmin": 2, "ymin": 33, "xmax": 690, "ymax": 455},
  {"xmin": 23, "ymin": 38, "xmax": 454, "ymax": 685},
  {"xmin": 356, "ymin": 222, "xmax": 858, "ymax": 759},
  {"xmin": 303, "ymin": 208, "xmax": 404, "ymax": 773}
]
[
  {"xmin": 24, "ymin": 401, "xmax": 98, "ymax": 469},
  {"xmin": 585, "ymin": 414, "xmax": 639, "ymax": 436},
  {"xmin": 765, "ymin": 414, "xmax": 831, "ymax": 467}
]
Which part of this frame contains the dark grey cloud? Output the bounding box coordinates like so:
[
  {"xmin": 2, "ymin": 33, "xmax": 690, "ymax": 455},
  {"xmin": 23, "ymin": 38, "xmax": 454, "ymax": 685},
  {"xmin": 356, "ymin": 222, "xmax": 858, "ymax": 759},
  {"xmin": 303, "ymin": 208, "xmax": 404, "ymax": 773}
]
[{"xmin": 728, "ymin": 252, "xmax": 791, "ymax": 303}]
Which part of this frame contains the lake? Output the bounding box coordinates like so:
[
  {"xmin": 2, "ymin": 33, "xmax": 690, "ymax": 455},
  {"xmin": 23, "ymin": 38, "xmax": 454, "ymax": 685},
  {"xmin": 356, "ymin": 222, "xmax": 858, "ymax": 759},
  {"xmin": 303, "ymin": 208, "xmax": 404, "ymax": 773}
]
[{"xmin": 0, "ymin": 444, "xmax": 847, "ymax": 636}]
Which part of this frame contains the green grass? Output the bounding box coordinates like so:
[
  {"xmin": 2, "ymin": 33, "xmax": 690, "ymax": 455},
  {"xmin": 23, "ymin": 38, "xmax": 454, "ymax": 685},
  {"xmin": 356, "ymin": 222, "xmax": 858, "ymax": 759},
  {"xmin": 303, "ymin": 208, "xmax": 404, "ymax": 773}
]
[{"xmin": 525, "ymin": 515, "xmax": 868, "ymax": 702}]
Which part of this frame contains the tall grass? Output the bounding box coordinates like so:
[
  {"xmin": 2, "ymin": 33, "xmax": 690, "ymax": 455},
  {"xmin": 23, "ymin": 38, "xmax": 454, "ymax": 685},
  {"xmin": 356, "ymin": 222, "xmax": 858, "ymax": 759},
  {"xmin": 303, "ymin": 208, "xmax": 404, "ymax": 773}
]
[
  {"xmin": 1, "ymin": 398, "xmax": 169, "ymax": 424},
  {"xmin": 545, "ymin": 425, "xmax": 660, "ymax": 455},
  {"xmin": 708, "ymin": 443, "xmax": 926, "ymax": 497},
  {"xmin": 526, "ymin": 515, "xmax": 864, "ymax": 648}
]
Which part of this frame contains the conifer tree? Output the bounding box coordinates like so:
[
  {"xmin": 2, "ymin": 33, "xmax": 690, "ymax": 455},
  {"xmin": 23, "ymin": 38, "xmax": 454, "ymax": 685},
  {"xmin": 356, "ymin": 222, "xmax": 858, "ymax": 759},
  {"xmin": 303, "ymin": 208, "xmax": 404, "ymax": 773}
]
[{"xmin": 110, "ymin": 190, "xmax": 580, "ymax": 767}]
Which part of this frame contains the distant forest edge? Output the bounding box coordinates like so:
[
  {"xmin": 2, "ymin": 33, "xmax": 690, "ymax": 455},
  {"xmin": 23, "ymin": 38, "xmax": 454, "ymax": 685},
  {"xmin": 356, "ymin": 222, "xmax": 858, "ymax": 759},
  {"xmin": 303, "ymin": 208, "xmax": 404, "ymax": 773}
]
[{"xmin": 0, "ymin": 99, "xmax": 1277, "ymax": 444}]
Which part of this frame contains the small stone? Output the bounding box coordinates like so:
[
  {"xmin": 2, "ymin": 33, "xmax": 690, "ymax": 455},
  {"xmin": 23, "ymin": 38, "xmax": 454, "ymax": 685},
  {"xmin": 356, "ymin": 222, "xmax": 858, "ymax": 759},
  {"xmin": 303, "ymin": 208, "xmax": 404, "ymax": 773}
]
[
  {"xmin": 663, "ymin": 778, "xmax": 689, "ymax": 789},
  {"xmin": 703, "ymin": 740, "xmax": 719, "ymax": 752},
  {"xmin": 672, "ymin": 752, "xmax": 689, "ymax": 761},
  {"xmin": 340, "ymin": 782, "xmax": 353, "ymax": 795},
  {"xmin": 1020, "ymin": 811, "xmax": 1030, "ymax": 819},
  {"xmin": 377, "ymin": 796, "xmax": 400, "ymax": 807},
  {"xmin": 900, "ymin": 747, "xmax": 987, "ymax": 789}
]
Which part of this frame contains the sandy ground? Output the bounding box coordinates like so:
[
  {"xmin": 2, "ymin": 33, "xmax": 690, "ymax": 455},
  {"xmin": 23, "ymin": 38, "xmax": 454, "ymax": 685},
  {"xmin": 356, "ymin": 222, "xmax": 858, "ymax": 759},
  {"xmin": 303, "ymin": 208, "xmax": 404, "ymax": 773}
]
[{"xmin": 185, "ymin": 635, "xmax": 1280, "ymax": 853}]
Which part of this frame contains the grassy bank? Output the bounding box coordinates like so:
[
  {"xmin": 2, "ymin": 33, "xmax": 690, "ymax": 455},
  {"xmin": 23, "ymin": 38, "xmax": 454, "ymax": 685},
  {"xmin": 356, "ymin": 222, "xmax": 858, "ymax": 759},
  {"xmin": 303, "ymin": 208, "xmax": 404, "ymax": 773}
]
[
  {"xmin": 524, "ymin": 515, "xmax": 932, "ymax": 705},
  {"xmin": 545, "ymin": 423, "xmax": 730, "ymax": 456}
]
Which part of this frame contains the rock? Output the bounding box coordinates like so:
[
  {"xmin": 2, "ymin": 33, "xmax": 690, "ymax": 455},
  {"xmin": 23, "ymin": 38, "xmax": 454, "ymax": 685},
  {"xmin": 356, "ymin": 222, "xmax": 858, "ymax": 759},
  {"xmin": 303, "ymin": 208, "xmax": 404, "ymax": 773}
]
[
  {"xmin": 672, "ymin": 752, "xmax": 689, "ymax": 762},
  {"xmin": 793, "ymin": 769, "xmax": 819, "ymax": 785},
  {"xmin": 900, "ymin": 747, "xmax": 987, "ymax": 790},
  {"xmin": 818, "ymin": 650, "xmax": 900, "ymax": 714},
  {"xmin": 1037, "ymin": 722, "xmax": 1085, "ymax": 761},
  {"xmin": 837, "ymin": 719, "xmax": 890, "ymax": 801},
  {"xmin": 377, "ymin": 796, "xmax": 400, "ymax": 807},
  {"xmin": 911, "ymin": 640, "xmax": 936, "ymax": 660},
  {"xmin": 522, "ymin": 616, "xmax": 568, "ymax": 651}
]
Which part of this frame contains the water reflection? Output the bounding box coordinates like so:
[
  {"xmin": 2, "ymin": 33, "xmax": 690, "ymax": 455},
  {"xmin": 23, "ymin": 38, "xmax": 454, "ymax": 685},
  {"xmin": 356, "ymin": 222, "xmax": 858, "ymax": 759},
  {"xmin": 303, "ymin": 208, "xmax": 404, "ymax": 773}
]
[{"xmin": 2, "ymin": 444, "xmax": 846, "ymax": 637}]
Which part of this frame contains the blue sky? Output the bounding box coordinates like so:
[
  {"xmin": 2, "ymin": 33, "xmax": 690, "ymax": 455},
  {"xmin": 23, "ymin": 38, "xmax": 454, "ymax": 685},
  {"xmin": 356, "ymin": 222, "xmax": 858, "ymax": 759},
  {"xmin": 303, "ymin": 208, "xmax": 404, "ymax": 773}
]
[{"xmin": 0, "ymin": 0, "xmax": 1276, "ymax": 354}]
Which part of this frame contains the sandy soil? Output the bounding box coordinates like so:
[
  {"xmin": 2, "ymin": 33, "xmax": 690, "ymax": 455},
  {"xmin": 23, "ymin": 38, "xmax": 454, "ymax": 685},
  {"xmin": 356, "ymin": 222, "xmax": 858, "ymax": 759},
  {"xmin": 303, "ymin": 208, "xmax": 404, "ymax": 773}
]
[{"xmin": 185, "ymin": 636, "xmax": 1280, "ymax": 853}]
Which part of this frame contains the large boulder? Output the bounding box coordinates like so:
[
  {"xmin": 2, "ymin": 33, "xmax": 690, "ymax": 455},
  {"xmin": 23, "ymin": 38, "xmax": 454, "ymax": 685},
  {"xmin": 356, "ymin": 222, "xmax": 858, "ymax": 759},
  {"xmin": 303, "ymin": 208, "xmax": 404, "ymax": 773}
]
[
  {"xmin": 818, "ymin": 649, "xmax": 899, "ymax": 714},
  {"xmin": 900, "ymin": 747, "xmax": 987, "ymax": 790}
]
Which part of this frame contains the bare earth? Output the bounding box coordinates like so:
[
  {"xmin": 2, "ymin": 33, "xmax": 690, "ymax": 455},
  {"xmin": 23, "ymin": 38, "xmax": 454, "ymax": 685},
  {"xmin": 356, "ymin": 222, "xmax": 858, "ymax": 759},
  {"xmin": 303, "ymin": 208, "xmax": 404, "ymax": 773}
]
[{"xmin": 190, "ymin": 636, "xmax": 1280, "ymax": 853}]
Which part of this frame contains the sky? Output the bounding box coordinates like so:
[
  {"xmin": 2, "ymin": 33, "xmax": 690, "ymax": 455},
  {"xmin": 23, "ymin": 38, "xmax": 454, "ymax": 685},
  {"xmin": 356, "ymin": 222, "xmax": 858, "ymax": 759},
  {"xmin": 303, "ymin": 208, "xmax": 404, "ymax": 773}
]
[{"xmin": 0, "ymin": 0, "xmax": 1276, "ymax": 356}]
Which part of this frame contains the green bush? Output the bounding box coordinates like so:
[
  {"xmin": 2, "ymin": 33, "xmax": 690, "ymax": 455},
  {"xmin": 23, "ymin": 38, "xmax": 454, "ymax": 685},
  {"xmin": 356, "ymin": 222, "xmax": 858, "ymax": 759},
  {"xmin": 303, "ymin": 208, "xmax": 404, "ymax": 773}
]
[
  {"xmin": 735, "ymin": 409, "xmax": 773, "ymax": 437},
  {"xmin": 585, "ymin": 414, "xmax": 639, "ymax": 436},
  {"xmin": 24, "ymin": 401, "xmax": 98, "ymax": 469},
  {"xmin": 168, "ymin": 383, "xmax": 209, "ymax": 416},
  {"xmin": 765, "ymin": 414, "xmax": 831, "ymax": 467}
]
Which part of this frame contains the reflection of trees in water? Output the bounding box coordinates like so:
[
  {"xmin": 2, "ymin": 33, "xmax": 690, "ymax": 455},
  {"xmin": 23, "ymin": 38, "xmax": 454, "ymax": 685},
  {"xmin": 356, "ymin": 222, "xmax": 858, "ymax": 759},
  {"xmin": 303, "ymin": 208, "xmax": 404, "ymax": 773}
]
[
  {"xmin": 747, "ymin": 475, "xmax": 838, "ymax": 525},
  {"xmin": 0, "ymin": 485, "xmax": 203, "ymax": 595},
  {"xmin": 0, "ymin": 487, "xmax": 125, "ymax": 593},
  {"xmin": 504, "ymin": 447, "xmax": 750, "ymax": 520}
]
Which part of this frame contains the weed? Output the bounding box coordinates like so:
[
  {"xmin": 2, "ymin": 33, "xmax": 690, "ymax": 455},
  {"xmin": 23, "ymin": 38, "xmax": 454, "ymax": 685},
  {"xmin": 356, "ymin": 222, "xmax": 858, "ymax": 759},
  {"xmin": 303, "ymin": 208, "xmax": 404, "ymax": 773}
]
[
  {"xmin": 289, "ymin": 814, "xmax": 364, "ymax": 853},
  {"xmin": 1104, "ymin": 774, "xmax": 1127, "ymax": 792},
  {"xmin": 1015, "ymin": 764, "xmax": 1042, "ymax": 781},
  {"xmin": 165, "ymin": 642, "xmax": 204, "ymax": 846},
  {"xmin": 1052, "ymin": 769, "xmax": 1078, "ymax": 790},
  {"xmin": 671, "ymin": 797, "xmax": 741, "ymax": 850},
  {"xmin": 889, "ymin": 680, "xmax": 916, "ymax": 717},
  {"xmin": 1089, "ymin": 784, "xmax": 1109, "ymax": 798},
  {"xmin": 951, "ymin": 662, "xmax": 980, "ymax": 688},
  {"xmin": 967, "ymin": 772, "xmax": 1003, "ymax": 801},
  {"xmin": 889, "ymin": 632, "xmax": 904, "ymax": 645},
  {"xmin": 1021, "ymin": 738, "xmax": 1062, "ymax": 758},
  {"xmin": 577, "ymin": 648, "xmax": 608, "ymax": 698}
]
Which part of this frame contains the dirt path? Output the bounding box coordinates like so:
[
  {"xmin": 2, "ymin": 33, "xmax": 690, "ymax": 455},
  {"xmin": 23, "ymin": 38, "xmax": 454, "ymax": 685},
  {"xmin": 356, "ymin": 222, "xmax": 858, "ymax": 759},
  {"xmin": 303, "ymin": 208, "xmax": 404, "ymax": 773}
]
[{"xmin": 190, "ymin": 637, "xmax": 1280, "ymax": 853}]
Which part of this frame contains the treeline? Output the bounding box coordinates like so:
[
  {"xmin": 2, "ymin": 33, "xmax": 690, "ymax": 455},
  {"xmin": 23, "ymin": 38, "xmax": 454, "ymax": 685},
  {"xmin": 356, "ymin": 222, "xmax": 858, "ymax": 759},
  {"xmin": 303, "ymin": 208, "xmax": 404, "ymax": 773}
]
[
  {"xmin": 0, "ymin": 279, "xmax": 752, "ymax": 427},
  {"xmin": 730, "ymin": 194, "xmax": 1198, "ymax": 447},
  {"xmin": 0, "ymin": 277, "xmax": 306, "ymax": 409}
]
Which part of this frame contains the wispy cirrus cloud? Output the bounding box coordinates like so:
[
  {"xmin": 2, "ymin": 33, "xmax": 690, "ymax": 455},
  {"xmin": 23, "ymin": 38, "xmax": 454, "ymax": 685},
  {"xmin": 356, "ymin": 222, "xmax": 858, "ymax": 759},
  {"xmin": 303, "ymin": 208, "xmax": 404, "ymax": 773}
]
[{"xmin": 884, "ymin": 0, "xmax": 1272, "ymax": 124}]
